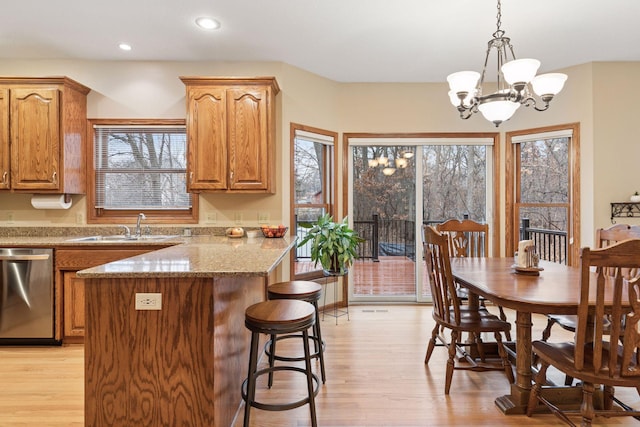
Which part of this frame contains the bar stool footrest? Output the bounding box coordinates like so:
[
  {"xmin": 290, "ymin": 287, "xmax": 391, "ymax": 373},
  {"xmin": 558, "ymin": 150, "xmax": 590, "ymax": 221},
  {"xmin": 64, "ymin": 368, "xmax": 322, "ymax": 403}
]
[
  {"xmin": 242, "ymin": 366, "xmax": 320, "ymax": 411},
  {"xmin": 264, "ymin": 334, "xmax": 326, "ymax": 362}
]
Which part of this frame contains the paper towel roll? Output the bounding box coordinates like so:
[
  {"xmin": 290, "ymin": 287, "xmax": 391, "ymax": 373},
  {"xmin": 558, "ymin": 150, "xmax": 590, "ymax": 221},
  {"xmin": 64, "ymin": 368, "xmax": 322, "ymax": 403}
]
[
  {"xmin": 517, "ymin": 240, "xmax": 533, "ymax": 267},
  {"xmin": 31, "ymin": 194, "xmax": 72, "ymax": 210}
]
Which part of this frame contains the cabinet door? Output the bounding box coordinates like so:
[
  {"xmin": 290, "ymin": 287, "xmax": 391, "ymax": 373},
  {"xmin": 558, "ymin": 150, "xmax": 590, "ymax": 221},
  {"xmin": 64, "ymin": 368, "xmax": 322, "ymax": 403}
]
[
  {"xmin": 227, "ymin": 86, "xmax": 271, "ymax": 191},
  {"xmin": 0, "ymin": 88, "xmax": 8, "ymax": 190},
  {"xmin": 63, "ymin": 271, "xmax": 85, "ymax": 340},
  {"xmin": 186, "ymin": 86, "xmax": 228, "ymax": 191},
  {"xmin": 10, "ymin": 87, "xmax": 60, "ymax": 190}
]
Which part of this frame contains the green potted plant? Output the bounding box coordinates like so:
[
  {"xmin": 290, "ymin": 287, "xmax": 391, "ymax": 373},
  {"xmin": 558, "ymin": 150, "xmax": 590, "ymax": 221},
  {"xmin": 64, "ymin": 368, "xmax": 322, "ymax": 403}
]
[{"xmin": 298, "ymin": 213, "xmax": 365, "ymax": 275}]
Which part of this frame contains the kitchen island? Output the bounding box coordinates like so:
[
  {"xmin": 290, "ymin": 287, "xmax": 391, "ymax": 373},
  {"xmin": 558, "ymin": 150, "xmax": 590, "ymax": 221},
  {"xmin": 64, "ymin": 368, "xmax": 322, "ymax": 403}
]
[{"xmin": 77, "ymin": 235, "xmax": 296, "ymax": 427}]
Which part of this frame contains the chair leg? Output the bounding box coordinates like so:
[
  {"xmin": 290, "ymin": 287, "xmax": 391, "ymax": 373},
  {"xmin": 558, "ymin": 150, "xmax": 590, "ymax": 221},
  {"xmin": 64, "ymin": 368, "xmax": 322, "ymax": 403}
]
[
  {"xmin": 541, "ymin": 317, "xmax": 556, "ymax": 342},
  {"xmin": 494, "ymin": 332, "xmax": 514, "ymax": 384},
  {"xmin": 445, "ymin": 330, "xmax": 458, "ymax": 395},
  {"xmin": 498, "ymin": 306, "xmax": 511, "ymax": 341},
  {"xmin": 243, "ymin": 331, "xmax": 260, "ymax": 427},
  {"xmin": 302, "ymin": 329, "xmax": 318, "ymax": 427},
  {"xmin": 526, "ymin": 361, "xmax": 548, "ymax": 417},
  {"xmin": 473, "ymin": 332, "xmax": 487, "ymax": 362},
  {"xmin": 424, "ymin": 324, "xmax": 439, "ymax": 364},
  {"xmin": 267, "ymin": 333, "xmax": 276, "ymax": 388},
  {"xmin": 603, "ymin": 385, "xmax": 615, "ymax": 411},
  {"xmin": 580, "ymin": 382, "xmax": 595, "ymax": 427}
]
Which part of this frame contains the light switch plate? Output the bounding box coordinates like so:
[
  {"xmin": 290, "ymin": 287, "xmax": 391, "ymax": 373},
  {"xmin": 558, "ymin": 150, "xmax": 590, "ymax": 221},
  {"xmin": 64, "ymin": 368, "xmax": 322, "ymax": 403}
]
[{"xmin": 135, "ymin": 293, "xmax": 162, "ymax": 310}]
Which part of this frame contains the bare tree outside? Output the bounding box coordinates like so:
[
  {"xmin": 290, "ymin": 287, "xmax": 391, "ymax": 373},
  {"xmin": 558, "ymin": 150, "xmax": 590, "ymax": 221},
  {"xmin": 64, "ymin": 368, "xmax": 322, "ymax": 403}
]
[
  {"xmin": 518, "ymin": 137, "xmax": 569, "ymax": 231},
  {"xmin": 95, "ymin": 128, "xmax": 190, "ymax": 210}
]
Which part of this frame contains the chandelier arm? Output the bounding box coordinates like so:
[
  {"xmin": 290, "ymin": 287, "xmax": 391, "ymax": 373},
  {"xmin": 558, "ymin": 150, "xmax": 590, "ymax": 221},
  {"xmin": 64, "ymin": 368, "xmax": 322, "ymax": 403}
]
[
  {"xmin": 457, "ymin": 102, "xmax": 478, "ymax": 120},
  {"xmin": 520, "ymin": 96, "xmax": 551, "ymax": 112}
]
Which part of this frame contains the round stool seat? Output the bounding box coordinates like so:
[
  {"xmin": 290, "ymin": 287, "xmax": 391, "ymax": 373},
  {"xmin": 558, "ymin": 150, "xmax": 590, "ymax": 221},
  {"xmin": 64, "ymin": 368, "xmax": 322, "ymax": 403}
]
[
  {"xmin": 268, "ymin": 281, "xmax": 322, "ymax": 302},
  {"xmin": 245, "ymin": 299, "xmax": 315, "ymax": 334}
]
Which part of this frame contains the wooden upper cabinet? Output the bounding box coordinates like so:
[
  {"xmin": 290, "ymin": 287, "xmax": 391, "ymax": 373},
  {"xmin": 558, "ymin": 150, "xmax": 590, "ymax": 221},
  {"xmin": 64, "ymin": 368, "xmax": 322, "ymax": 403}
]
[
  {"xmin": 185, "ymin": 86, "xmax": 228, "ymax": 190},
  {"xmin": 0, "ymin": 77, "xmax": 90, "ymax": 194},
  {"xmin": 180, "ymin": 77, "xmax": 279, "ymax": 193}
]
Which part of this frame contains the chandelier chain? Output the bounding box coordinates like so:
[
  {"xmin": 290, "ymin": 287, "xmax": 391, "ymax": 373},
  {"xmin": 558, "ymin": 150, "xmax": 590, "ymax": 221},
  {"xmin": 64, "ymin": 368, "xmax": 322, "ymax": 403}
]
[{"xmin": 494, "ymin": 0, "xmax": 504, "ymax": 38}]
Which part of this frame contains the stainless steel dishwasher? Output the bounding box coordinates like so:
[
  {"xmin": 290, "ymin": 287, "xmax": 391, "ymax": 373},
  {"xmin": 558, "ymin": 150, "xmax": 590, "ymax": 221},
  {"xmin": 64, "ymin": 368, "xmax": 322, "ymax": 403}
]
[{"xmin": 0, "ymin": 248, "xmax": 58, "ymax": 345}]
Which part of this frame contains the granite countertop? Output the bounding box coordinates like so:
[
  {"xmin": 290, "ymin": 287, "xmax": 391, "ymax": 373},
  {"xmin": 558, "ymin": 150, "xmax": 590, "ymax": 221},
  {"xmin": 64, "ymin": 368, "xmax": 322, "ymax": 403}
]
[{"xmin": 76, "ymin": 235, "xmax": 297, "ymax": 278}]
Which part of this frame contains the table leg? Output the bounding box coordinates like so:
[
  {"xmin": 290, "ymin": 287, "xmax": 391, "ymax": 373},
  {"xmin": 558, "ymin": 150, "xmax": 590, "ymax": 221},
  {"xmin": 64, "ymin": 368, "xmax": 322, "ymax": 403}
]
[{"xmin": 495, "ymin": 311, "xmax": 533, "ymax": 414}]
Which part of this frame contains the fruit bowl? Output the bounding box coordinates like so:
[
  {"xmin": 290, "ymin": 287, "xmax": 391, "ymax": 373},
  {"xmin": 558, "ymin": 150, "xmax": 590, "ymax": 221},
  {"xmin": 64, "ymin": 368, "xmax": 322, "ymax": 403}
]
[{"xmin": 261, "ymin": 225, "xmax": 288, "ymax": 238}]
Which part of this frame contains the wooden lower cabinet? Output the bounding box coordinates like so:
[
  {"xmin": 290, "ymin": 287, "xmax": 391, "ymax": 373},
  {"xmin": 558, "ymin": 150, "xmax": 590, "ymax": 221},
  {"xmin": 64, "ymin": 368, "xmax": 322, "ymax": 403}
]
[
  {"xmin": 56, "ymin": 246, "xmax": 168, "ymax": 343},
  {"xmin": 63, "ymin": 272, "xmax": 85, "ymax": 339}
]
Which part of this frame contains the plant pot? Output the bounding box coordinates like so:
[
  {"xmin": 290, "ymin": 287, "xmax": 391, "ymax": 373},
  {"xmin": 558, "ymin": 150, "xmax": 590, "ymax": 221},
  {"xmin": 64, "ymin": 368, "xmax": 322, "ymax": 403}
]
[
  {"xmin": 323, "ymin": 268, "xmax": 348, "ymax": 277},
  {"xmin": 630, "ymin": 195, "xmax": 640, "ymax": 203}
]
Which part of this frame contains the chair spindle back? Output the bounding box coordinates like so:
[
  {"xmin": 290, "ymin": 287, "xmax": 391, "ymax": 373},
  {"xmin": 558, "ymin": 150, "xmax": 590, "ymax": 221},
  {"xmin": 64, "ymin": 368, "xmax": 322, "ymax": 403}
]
[
  {"xmin": 436, "ymin": 219, "xmax": 489, "ymax": 258},
  {"xmin": 575, "ymin": 239, "xmax": 640, "ymax": 377},
  {"xmin": 423, "ymin": 225, "xmax": 461, "ymax": 325}
]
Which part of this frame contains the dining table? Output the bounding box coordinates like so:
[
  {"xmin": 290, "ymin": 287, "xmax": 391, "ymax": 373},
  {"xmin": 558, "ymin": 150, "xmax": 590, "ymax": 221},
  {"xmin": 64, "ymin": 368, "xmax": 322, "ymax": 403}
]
[{"xmin": 450, "ymin": 257, "xmax": 586, "ymax": 415}]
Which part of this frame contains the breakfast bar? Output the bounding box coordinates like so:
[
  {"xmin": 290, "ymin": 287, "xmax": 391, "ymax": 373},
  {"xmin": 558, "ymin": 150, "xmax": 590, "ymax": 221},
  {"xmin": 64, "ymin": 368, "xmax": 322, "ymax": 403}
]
[{"xmin": 77, "ymin": 235, "xmax": 296, "ymax": 427}]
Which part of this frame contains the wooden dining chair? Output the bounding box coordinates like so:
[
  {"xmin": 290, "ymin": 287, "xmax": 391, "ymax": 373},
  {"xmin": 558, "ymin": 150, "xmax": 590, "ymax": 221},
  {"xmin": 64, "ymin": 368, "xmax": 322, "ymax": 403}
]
[
  {"xmin": 541, "ymin": 224, "xmax": 640, "ymax": 347},
  {"xmin": 423, "ymin": 225, "xmax": 514, "ymax": 394},
  {"xmin": 436, "ymin": 218, "xmax": 510, "ymax": 340},
  {"xmin": 527, "ymin": 238, "xmax": 640, "ymax": 426}
]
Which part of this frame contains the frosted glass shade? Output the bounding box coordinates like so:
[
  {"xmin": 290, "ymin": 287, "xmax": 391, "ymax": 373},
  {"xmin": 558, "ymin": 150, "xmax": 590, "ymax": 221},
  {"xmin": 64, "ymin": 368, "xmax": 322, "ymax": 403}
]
[
  {"xmin": 478, "ymin": 100, "xmax": 520, "ymax": 124},
  {"xmin": 531, "ymin": 73, "xmax": 568, "ymax": 96},
  {"xmin": 447, "ymin": 71, "xmax": 480, "ymax": 94},
  {"xmin": 382, "ymin": 167, "xmax": 396, "ymax": 176},
  {"xmin": 501, "ymin": 58, "xmax": 540, "ymax": 85}
]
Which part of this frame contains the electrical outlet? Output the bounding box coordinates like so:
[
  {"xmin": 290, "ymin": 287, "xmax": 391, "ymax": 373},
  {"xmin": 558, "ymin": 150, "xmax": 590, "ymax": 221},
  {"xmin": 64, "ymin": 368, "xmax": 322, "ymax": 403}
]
[
  {"xmin": 75, "ymin": 212, "xmax": 84, "ymax": 224},
  {"xmin": 206, "ymin": 213, "xmax": 217, "ymax": 224},
  {"xmin": 258, "ymin": 212, "xmax": 270, "ymax": 223},
  {"xmin": 234, "ymin": 212, "xmax": 243, "ymax": 225},
  {"xmin": 7, "ymin": 212, "xmax": 14, "ymax": 223},
  {"xmin": 135, "ymin": 293, "xmax": 162, "ymax": 310}
]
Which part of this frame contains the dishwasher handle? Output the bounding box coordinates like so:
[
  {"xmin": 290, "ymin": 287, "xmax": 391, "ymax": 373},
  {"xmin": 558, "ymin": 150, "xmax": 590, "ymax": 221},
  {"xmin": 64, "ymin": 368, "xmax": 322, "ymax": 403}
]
[{"xmin": 0, "ymin": 254, "xmax": 51, "ymax": 261}]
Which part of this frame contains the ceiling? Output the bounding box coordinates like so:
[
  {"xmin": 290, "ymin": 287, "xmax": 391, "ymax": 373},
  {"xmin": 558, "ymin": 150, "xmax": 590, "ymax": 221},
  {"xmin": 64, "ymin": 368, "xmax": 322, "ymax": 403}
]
[{"xmin": 3, "ymin": 0, "xmax": 639, "ymax": 83}]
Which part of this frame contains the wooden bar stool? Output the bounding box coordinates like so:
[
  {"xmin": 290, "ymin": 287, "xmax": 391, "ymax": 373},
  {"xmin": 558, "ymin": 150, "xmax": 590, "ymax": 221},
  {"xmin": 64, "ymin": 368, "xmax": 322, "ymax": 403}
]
[
  {"xmin": 266, "ymin": 281, "xmax": 326, "ymax": 384},
  {"xmin": 242, "ymin": 299, "xmax": 319, "ymax": 427}
]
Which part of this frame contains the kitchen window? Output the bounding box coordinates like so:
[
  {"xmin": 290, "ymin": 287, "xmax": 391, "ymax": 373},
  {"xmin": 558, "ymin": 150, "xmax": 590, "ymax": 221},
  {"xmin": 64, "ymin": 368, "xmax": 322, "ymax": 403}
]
[{"xmin": 87, "ymin": 119, "xmax": 197, "ymax": 223}]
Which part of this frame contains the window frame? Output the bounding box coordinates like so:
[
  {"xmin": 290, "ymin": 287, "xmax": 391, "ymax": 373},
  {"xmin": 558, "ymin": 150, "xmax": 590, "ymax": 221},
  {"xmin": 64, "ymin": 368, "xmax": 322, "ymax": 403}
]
[
  {"xmin": 86, "ymin": 118, "xmax": 198, "ymax": 224},
  {"xmin": 505, "ymin": 123, "xmax": 580, "ymax": 265},
  {"xmin": 290, "ymin": 123, "xmax": 338, "ymax": 280}
]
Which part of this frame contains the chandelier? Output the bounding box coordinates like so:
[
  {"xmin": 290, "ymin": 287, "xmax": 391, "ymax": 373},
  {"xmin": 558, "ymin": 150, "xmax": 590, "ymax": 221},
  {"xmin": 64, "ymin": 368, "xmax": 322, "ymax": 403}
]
[{"xmin": 447, "ymin": 0, "xmax": 567, "ymax": 127}]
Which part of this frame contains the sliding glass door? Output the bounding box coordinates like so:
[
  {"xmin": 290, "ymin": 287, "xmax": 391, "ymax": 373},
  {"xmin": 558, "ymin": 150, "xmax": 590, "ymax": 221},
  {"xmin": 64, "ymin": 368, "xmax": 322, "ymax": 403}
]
[{"xmin": 348, "ymin": 135, "xmax": 495, "ymax": 303}]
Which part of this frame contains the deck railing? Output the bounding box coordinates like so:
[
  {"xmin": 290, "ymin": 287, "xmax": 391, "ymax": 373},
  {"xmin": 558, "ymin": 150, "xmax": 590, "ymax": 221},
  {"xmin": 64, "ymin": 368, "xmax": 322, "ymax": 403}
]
[
  {"xmin": 295, "ymin": 215, "xmax": 568, "ymax": 265},
  {"xmin": 519, "ymin": 218, "xmax": 568, "ymax": 264}
]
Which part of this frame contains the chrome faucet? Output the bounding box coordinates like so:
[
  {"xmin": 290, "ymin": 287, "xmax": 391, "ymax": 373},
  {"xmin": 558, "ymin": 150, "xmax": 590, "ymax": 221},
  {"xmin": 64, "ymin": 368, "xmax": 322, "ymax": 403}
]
[
  {"xmin": 135, "ymin": 213, "xmax": 146, "ymax": 238},
  {"xmin": 120, "ymin": 225, "xmax": 131, "ymax": 239}
]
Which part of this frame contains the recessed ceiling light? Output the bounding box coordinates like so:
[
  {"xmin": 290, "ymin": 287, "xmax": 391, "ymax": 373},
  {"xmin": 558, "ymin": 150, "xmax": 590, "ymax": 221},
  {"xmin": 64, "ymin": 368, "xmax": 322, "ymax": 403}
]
[
  {"xmin": 195, "ymin": 17, "xmax": 221, "ymax": 30},
  {"xmin": 119, "ymin": 43, "xmax": 132, "ymax": 51}
]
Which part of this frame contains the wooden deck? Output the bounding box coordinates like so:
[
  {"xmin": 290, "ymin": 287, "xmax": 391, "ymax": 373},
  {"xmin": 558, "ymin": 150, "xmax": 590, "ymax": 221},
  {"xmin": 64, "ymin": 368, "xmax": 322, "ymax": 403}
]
[{"xmin": 296, "ymin": 256, "xmax": 426, "ymax": 298}]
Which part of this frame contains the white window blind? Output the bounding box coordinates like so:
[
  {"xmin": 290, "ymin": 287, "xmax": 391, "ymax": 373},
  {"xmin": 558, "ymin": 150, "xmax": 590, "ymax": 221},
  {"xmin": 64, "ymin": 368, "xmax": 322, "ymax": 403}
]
[
  {"xmin": 511, "ymin": 129, "xmax": 574, "ymax": 144},
  {"xmin": 93, "ymin": 125, "xmax": 191, "ymax": 210},
  {"xmin": 294, "ymin": 129, "xmax": 335, "ymax": 146}
]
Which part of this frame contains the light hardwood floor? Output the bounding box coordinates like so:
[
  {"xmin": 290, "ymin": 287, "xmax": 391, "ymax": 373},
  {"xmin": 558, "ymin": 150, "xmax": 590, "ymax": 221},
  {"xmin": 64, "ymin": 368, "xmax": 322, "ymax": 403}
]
[{"xmin": 1, "ymin": 305, "xmax": 639, "ymax": 426}]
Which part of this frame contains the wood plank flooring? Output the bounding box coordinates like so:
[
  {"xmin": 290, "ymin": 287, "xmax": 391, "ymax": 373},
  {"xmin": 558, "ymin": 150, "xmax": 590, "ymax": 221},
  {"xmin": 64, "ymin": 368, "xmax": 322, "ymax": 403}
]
[{"xmin": 1, "ymin": 306, "xmax": 639, "ymax": 426}]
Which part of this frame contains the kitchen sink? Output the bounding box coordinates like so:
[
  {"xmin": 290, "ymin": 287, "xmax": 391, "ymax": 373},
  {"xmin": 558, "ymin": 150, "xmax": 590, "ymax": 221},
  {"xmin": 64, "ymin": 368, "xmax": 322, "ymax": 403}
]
[{"xmin": 66, "ymin": 235, "xmax": 179, "ymax": 242}]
